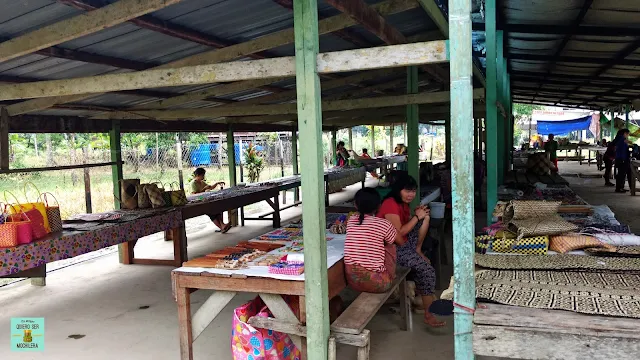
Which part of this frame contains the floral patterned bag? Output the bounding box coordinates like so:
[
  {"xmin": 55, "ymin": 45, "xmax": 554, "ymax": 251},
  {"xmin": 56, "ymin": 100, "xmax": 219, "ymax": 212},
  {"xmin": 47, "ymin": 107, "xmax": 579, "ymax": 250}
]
[{"xmin": 232, "ymin": 296, "xmax": 300, "ymax": 360}]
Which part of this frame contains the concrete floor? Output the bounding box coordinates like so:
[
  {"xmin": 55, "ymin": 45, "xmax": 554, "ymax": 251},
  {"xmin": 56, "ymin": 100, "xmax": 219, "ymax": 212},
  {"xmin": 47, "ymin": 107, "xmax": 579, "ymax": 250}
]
[{"xmin": 2, "ymin": 162, "xmax": 636, "ymax": 360}]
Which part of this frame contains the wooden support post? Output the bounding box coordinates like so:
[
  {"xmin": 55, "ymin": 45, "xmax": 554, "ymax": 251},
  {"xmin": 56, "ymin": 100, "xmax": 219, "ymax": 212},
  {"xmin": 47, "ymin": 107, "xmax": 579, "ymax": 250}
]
[
  {"xmin": 347, "ymin": 127, "xmax": 353, "ymax": 150},
  {"xmin": 389, "ymin": 124, "xmax": 394, "ymax": 156},
  {"xmin": 110, "ymin": 121, "xmax": 130, "ymax": 264},
  {"xmin": 331, "ymin": 129, "xmax": 338, "ymax": 165},
  {"xmin": 370, "ymin": 126, "xmax": 375, "ymax": 154},
  {"xmin": 176, "ymin": 133, "xmax": 185, "ymax": 190},
  {"xmin": 485, "ymin": 0, "xmax": 498, "ymax": 225},
  {"xmin": 293, "ymin": 0, "xmax": 330, "ymax": 358},
  {"xmin": 292, "ymin": 130, "xmax": 300, "ymax": 202},
  {"xmin": 496, "ymin": 30, "xmax": 506, "ymax": 184},
  {"xmin": 625, "ymin": 104, "xmax": 630, "ymax": 129},
  {"xmin": 445, "ymin": 117, "xmax": 451, "ymax": 165},
  {"xmin": 449, "ymin": 0, "xmax": 475, "ymax": 358},
  {"xmin": 227, "ymin": 128, "xmax": 238, "ymax": 226},
  {"xmin": 407, "ymin": 66, "xmax": 420, "ymax": 209},
  {"xmin": 0, "ymin": 108, "xmax": 9, "ymax": 171},
  {"xmin": 599, "ymin": 110, "xmax": 604, "ymax": 141},
  {"xmin": 84, "ymin": 167, "xmax": 92, "ymax": 214},
  {"xmin": 610, "ymin": 110, "xmax": 616, "ymax": 140}
]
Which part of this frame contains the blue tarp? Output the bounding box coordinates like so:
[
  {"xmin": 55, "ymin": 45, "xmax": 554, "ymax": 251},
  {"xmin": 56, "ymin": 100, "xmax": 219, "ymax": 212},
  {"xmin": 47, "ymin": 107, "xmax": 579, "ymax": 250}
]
[{"xmin": 537, "ymin": 115, "xmax": 592, "ymax": 136}]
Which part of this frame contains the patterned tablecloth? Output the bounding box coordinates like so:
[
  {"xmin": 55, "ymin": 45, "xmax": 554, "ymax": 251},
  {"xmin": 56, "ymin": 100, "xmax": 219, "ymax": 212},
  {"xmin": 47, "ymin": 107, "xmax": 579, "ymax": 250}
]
[
  {"xmin": 325, "ymin": 167, "xmax": 366, "ymax": 194},
  {"xmin": 0, "ymin": 210, "xmax": 182, "ymax": 276}
]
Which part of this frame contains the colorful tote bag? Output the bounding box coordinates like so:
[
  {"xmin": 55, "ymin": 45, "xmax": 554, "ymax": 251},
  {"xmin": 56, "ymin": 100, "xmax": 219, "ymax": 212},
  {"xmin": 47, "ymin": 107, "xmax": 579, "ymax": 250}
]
[
  {"xmin": 5, "ymin": 185, "xmax": 50, "ymax": 233},
  {"xmin": 4, "ymin": 206, "xmax": 34, "ymax": 246},
  {"xmin": 39, "ymin": 192, "xmax": 62, "ymax": 233},
  {"xmin": 232, "ymin": 296, "xmax": 300, "ymax": 360}
]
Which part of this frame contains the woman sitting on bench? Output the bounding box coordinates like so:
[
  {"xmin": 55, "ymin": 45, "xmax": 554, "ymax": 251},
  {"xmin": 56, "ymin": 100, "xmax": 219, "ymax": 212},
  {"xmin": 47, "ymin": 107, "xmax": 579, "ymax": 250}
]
[
  {"xmin": 344, "ymin": 188, "xmax": 400, "ymax": 293},
  {"xmin": 377, "ymin": 174, "xmax": 445, "ymax": 328}
]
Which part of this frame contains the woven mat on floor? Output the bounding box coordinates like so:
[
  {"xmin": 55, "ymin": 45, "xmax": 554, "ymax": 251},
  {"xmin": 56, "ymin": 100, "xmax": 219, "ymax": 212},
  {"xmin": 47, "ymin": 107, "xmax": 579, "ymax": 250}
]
[
  {"xmin": 476, "ymin": 269, "xmax": 640, "ymax": 318},
  {"xmin": 475, "ymin": 254, "xmax": 640, "ymax": 271}
]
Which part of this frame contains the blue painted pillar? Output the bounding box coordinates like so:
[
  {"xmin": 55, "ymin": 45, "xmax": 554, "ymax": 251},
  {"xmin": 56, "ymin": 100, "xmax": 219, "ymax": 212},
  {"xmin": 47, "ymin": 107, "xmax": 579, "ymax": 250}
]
[{"xmin": 485, "ymin": 0, "xmax": 499, "ymax": 225}]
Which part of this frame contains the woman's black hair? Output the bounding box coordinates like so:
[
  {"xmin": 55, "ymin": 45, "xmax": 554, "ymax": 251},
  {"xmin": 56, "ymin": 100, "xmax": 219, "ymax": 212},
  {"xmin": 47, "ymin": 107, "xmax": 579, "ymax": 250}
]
[
  {"xmin": 362, "ymin": 148, "xmax": 368, "ymax": 154},
  {"xmin": 354, "ymin": 187, "xmax": 381, "ymax": 225},
  {"xmin": 387, "ymin": 174, "xmax": 418, "ymax": 204},
  {"xmin": 337, "ymin": 141, "xmax": 345, "ymax": 148},
  {"xmin": 193, "ymin": 167, "xmax": 206, "ymax": 177},
  {"xmin": 612, "ymin": 129, "xmax": 631, "ymax": 146}
]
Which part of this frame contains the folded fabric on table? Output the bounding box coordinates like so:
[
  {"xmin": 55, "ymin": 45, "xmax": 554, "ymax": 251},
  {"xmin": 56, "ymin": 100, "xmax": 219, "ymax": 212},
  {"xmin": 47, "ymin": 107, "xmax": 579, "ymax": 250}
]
[
  {"xmin": 582, "ymin": 223, "xmax": 631, "ymax": 234},
  {"xmin": 592, "ymin": 233, "xmax": 640, "ymax": 246}
]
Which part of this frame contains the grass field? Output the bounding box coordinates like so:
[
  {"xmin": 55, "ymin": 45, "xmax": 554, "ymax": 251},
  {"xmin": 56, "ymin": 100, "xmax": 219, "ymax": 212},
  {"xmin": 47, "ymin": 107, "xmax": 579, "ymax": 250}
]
[{"xmin": 0, "ymin": 165, "xmax": 294, "ymax": 219}]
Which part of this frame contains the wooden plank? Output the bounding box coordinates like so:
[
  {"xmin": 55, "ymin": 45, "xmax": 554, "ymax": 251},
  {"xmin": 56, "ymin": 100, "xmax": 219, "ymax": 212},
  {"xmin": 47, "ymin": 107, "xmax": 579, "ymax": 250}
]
[
  {"xmin": 93, "ymin": 90, "xmax": 482, "ymax": 120},
  {"xmin": 0, "ymin": 108, "xmax": 9, "ymax": 170},
  {"xmin": 0, "ymin": 0, "xmax": 183, "ymax": 64},
  {"xmin": 175, "ymin": 272, "xmax": 306, "ymax": 295},
  {"xmin": 407, "ymin": 66, "xmax": 420, "ymax": 209},
  {"xmin": 474, "ymin": 325, "xmax": 640, "ymax": 360},
  {"xmin": 0, "ymin": 41, "xmax": 448, "ymax": 101},
  {"xmin": 5, "ymin": 0, "xmax": 418, "ymax": 115},
  {"xmin": 259, "ymin": 294, "xmax": 303, "ymax": 349},
  {"xmin": 330, "ymin": 267, "xmax": 410, "ymax": 335},
  {"xmin": 191, "ymin": 291, "xmax": 237, "ymax": 341},
  {"xmin": 294, "ymin": 0, "xmax": 330, "ymax": 358},
  {"xmin": 248, "ymin": 317, "xmax": 369, "ymax": 347},
  {"xmin": 0, "ymin": 161, "xmax": 119, "ymax": 174}
]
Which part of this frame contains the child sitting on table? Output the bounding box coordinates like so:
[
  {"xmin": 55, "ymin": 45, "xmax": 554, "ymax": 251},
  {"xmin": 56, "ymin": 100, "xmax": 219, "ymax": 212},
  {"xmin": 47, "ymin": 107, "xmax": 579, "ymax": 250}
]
[
  {"xmin": 344, "ymin": 187, "xmax": 400, "ymax": 293},
  {"xmin": 190, "ymin": 167, "xmax": 231, "ymax": 234}
]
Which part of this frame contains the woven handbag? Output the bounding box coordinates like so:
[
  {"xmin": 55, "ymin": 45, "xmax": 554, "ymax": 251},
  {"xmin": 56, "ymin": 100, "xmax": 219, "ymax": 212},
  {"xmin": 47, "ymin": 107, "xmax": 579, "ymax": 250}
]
[
  {"xmin": 119, "ymin": 179, "xmax": 140, "ymax": 210},
  {"xmin": 5, "ymin": 206, "xmax": 33, "ymax": 245},
  {"xmin": 169, "ymin": 182, "xmax": 187, "ymax": 207},
  {"xmin": 550, "ymin": 233, "xmax": 613, "ymax": 253},
  {"xmin": 5, "ymin": 187, "xmax": 50, "ymax": 233},
  {"xmin": 503, "ymin": 200, "xmax": 561, "ymax": 223},
  {"xmin": 136, "ymin": 184, "xmax": 152, "ymax": 209},
  {"xmin": 39, "ymin": 192, "xmax": 62, "ymax": 233},
  {"xmin": 492, "ymin": 235, "xmax": 549, "ymax": 255},
  {"xmin": 508, "ymin": 215, "xmax": 579, "ymax": 238},
  {"xmin": 145, "ymin": 183, "xmax": 166, "ymax": 208}
]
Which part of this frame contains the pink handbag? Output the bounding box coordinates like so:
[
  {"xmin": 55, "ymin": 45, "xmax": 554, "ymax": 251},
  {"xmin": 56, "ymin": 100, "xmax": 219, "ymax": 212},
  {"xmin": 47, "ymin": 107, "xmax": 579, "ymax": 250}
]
[
  {"xmin": 5, "ymin": 206, "xmax": 33, "ymax": 245},
  {"xmin": 232, "ymin": 296, "xmax": 300, "ymax": 360}
]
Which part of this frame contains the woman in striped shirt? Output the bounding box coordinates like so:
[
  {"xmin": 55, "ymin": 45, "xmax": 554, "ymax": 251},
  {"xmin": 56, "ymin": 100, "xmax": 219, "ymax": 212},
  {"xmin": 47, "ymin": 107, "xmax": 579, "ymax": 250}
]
[{"xmin": 344, "ymin": 188, "xmax": 402, "ymax": 294}]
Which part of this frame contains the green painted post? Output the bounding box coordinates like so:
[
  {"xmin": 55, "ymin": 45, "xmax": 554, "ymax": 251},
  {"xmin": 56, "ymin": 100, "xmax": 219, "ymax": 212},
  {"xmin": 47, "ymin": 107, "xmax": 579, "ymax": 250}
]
[
  {"xmin": 485, "ymin": 0, "xmax": 498, "ymax": 225},
  {"xmin": 610, "ymin": 110, "xmax": 615, "ymax": 140},
  {"xmin": 293, "ymin": 0, "xmax": 329, "ymax": 359},
  {"xmin": 227, "ymin": 128, "xmax": 237, "ymax": 185},
  {"xmin": 445, "ymin": 117, "xmax": 452, "ymax": 165},
  {"xmin": 496, "ymin": 30, "xmax": 505, "ymax": 183},
  {"xmin": 348, "ymin": 127, "xmax": 353, "ymax": 150},
  {"xmin": 370, "ymin": 125, "xmax": 375, "ymax": 154},
  {"xmin": 625, "ymin": 104, "xmax": 630, "ymax": 129},
  {"xmin": 331, "ymin": 129, "xmax": 337, "ymax": 164},
  {"xmin": 449, "ymin": 0, "xmax": 476, "ymax": 358},
  {"xmin": 599, "ymin": 110, "xmax": 604, "ymax": 141},
  {"xmin": 389, "ymin": 124, "xmax": 394, "ymax": 155},
  {"xmin": 407, "ymin": 66, "xmax": 420, "ymax": 209},
  {"xmin": 109, "ymin": 121, "xmax": 123, "ymax": 210},
  {"xmin": 292, "ymin": 130, "xmax": 300, "ymax": 201}
]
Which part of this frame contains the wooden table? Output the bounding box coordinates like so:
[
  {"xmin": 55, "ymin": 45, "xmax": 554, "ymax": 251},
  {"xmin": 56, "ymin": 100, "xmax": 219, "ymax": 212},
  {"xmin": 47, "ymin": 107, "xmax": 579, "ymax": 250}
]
[
  {"xmin": 122, "ymin": 187, "xmax": 282, "ymax": 267},
  {"xmin": 172, "ymin": 261, "xmax": 347, "ymax": 360},
  {"xmin": 474, "ymin": 303, "xmax": 640, "ymax": 359}
]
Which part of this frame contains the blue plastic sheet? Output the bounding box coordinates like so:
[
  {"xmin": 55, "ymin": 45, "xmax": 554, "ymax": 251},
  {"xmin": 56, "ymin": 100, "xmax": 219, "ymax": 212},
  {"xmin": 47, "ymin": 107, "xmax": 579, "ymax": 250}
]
[{"xmin": 537, "ymin": 115, "xmax": 592, "ymax": 135}]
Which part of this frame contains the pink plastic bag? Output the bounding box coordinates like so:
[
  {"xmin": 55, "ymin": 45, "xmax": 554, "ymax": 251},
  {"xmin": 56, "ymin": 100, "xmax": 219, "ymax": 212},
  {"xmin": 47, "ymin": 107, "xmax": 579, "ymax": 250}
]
[{"xmin": 232, "ymin": 296, "xmax": 300, "ymax": 360}]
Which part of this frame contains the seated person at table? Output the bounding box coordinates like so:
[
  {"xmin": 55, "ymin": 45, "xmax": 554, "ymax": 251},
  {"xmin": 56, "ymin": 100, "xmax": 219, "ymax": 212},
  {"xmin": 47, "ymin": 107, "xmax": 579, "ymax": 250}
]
[
  {"xmin": 335, "ymin": 141, "xmax": 350, "ymax": 167},
  {"xmin": 360, "ymin": 148, "xmax": 379, "ymax": 179},
  {"xmin": 378, "ymin": 175, "xmax": 445, "ymax": 327},
  {"xmin": 344, "ymin": 188, "xmax": 400, "ymax": 293},
  {"xmin": 190, "ymin": 167, "xmax": 231, "ymax": 234}
]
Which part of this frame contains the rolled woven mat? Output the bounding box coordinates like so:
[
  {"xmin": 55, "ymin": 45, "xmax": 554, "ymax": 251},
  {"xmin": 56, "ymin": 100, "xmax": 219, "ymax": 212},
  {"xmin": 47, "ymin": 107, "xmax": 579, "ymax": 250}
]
[
  {"xmin": 476, "ymin": 253, "xmax": 640, "ymax": 271},
  {"xmin": 507, "ymin": 214, "xmax": 579, "ymax": 238},
  {"xmin": 502, "ymin": 200, "xmax": 561, "ymax": 223}
]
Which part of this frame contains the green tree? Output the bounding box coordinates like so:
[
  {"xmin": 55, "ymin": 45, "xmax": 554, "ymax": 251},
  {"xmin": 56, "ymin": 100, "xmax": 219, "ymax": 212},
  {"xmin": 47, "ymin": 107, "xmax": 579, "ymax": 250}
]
[{"xmin": 513, "ymin": 103, "xmax": 542, "ymax": 146}]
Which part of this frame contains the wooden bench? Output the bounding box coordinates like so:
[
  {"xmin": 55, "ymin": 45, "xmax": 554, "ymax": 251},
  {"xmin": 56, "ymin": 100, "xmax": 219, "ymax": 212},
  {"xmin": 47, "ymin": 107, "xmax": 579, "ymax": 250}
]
[
  {"xmin": 247, "ymin": 267, "xmax": 411, "ymax": 360},
  {"xmin": 329, "ymin": 266, "xmax": 412, "ymax": 360}
]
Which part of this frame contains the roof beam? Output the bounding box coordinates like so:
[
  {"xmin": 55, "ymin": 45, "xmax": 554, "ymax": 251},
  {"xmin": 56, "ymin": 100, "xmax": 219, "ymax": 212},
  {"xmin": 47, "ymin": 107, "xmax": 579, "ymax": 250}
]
[
  {"xmin": 416, "ymin": 0, "xmax": 486, "ymax": 87},
  {"xmin": 8, "ymin": 0, "xmax": 418, "ymax": 115},
  {"xmin": 508, "ymin": 53, "xmax": 640, "ymax": 66},
  {"xmin": 326, "ymin": 0, "xmax": 445, "ymax": 83},
  {"xmin": 0, "ymin": 0, "xmax": 182, "ymax": 64},
  {"xmin": 0, "ymin": 41, "xmax": 448, "ymax": 102},
  {"xmin": 472, "ymin": 23, "xmax": 640, "ymax": 37},
  {"xmin": 533, "ymin": 0, "xmax": 593, "ymax": 101},
  {"xmin": 511, "ymin": 71, "xmax": 637, "ymax": 86},
  {"xmin": 91, "ymin": 90, "xmax": 484, "ymax": 120}
]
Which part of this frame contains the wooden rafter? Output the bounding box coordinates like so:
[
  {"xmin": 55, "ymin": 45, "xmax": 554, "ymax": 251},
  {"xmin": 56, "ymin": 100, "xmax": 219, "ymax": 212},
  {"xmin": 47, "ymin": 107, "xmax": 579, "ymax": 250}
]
[
  {"xmin": 90, "ymin": 90, "xmax": 483, "ymax": 120},
  {"xmin": 472, "ymin": 23, "xmax": 640, "ymax": 37},
  {"xmin": 509, "ymin": 53, "xmax": 640, "ymax": 67},
  {"xmin": 326, "ymin": 0, "xmax": 446, "ymax": 83},
  {"xmin": 0, "ymin": 41, "xmax": 448, "ymax": 102},
  {"xmin": 7, "ymin": 0, "xmax": 418, "ymax": 115},
  {"xmin": 0, "ymin": 0, "xmax": 183, "ymax": 64}
]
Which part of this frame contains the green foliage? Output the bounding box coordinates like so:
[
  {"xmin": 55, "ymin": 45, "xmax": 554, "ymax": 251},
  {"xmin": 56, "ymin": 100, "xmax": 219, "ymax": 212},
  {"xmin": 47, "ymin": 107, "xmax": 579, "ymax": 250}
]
[{"xmin": 243, "ymin": 143, "xmax": 265, "ymax": 183}]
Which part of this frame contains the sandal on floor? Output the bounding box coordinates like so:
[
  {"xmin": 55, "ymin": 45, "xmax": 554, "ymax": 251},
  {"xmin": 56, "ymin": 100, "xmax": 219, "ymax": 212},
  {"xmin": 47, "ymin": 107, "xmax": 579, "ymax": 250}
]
[
  {"xmin": 424, "ymin": 314, "xmax": 446, "ymax": 328},
  {"xmin": 220, "ymin": 224, "xmax": 232, "ymax": 234}
]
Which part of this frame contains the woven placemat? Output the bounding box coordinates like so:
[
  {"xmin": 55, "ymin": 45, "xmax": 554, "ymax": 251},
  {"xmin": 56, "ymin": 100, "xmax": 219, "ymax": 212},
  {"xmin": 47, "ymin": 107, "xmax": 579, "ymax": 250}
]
[
  {"xmin": 475, "ymin": 253, "xmax": 640, "ymax": 271},
  {"xmin": 476, "ymin": 269, "xmax": 640, "ymax": 318}
]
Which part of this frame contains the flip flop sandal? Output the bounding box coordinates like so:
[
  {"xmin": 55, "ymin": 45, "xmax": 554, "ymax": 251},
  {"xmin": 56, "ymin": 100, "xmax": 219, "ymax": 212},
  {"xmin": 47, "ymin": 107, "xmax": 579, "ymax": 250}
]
[{"xmin": 220, "ymin": 224, "xmax": 232, "ymax": 234}]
